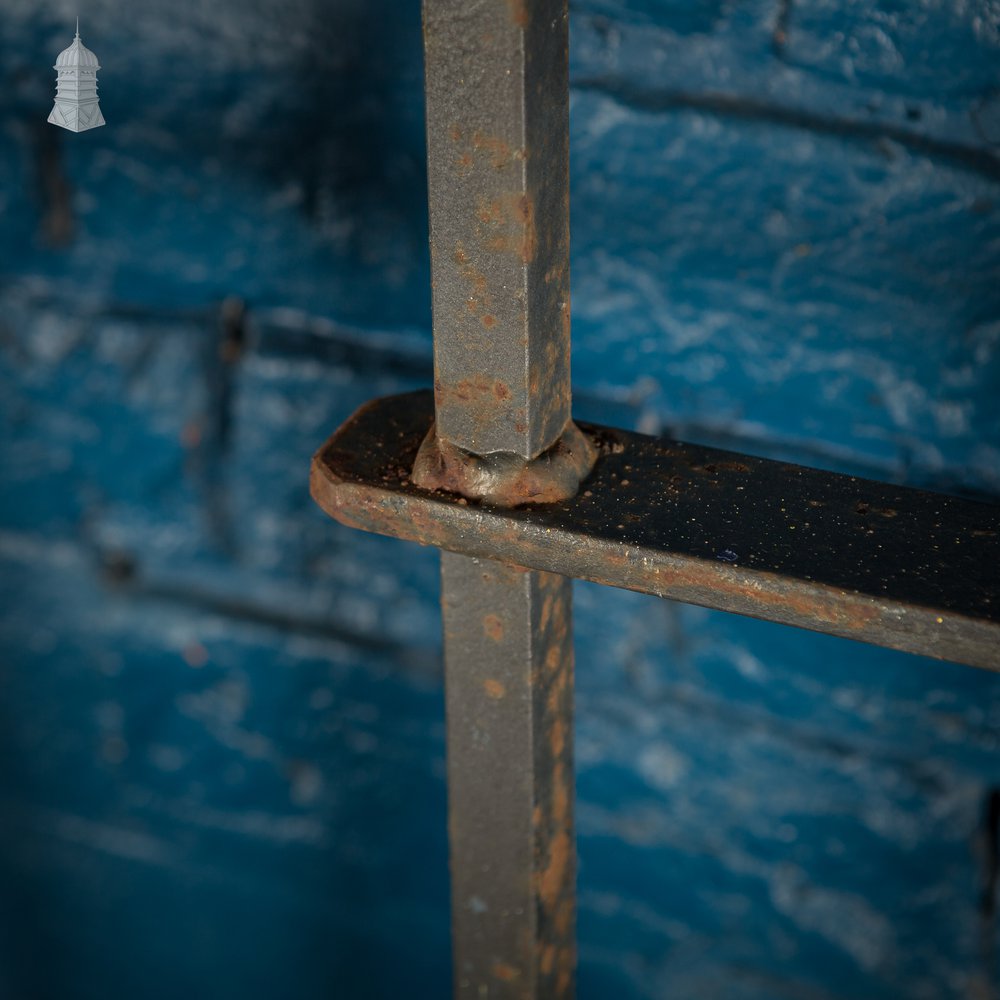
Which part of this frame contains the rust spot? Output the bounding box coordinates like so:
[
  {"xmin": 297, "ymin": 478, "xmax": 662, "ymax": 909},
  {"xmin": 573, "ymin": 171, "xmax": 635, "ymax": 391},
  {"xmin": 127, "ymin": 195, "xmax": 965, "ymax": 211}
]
[
  {"xmin": 481, "ymin": 314, "xmax": 496, "ymax": 328},
  {"xmin": 453, "ymin": 242, "xmax": 490, "ymax": 317},
  {"xmin": 693, "ymin": 460, "xmax": 750, "ymax": 475},
  {"xmin": 456, "ymin": 152, "xmax": 473, "ymax": 173},
  {"xmin": 408, "ymin": 416, "xmax": 596, "ymax": 507},
  {"xmin": 554, "ymin": 897, "xmax": 572, "ymax": 936},
  {"xmin": 483, "ymin": 678, "xmax": 506, "ymax": 699},
  {"xmin": 449, "ymin": 123, "xmax": 462, "ymax": 142},
  {"xmin": 483, "ymin": 614, "xmax": 505, "ymax": 642},
  {"xmin": 507, "ymin": 0, "xmax": 528, "ymax": 27},
  {"xmin": 543, "ymin": 647, "xmax": 563, "ymax": 683},
  {"xmin": 540, "ymin": 944, "xmax": 556, "ymax": 976},
  {"xmin": 445, "ymin": 376, "xmax": 513, "ymax": 406},
  {"xmin": 477, "ymin": 198, "xmax": 504, "ymax": 225},
  {"xmin": 550, "ymin": 612, "xmax": 569, "ymax": 649},
  {"xmin": 856, "ymin": 500, "xmax": 898, "ymax": 518},
  {"xmin": 493, "ymin": 962, "xmax": 519, "ymax": 982},
  {"xmin": 475, "ymin": 193, "xmax": 537, "ymax": 262},
  {"xmin": 472, "ymin": 131, "xmax": 513, "ymax": 169},
  {"xmin": 539, "ymin": 593, "xmax": 555, "ymax": 632},
  {"xmin": 551, "ymin": 764, "xmax": 569, "ymax": 827},
  {"xmin": 518, "ymin": 195, "xmax": 537, "ymax": 262},
  {"xmin": 454, "ymin": 377, "xmax": 486, "ymax": 400},
  {"xmin": 556, "ymin": 964, "xmax": 572, "ymax": 996},
  {"xmin": 548, "ymin": 698, "xmax": 567, "ymax": 757},
  {"xmin": 539, "ymin": 829, "xmax": 571, "ymax": 911}
]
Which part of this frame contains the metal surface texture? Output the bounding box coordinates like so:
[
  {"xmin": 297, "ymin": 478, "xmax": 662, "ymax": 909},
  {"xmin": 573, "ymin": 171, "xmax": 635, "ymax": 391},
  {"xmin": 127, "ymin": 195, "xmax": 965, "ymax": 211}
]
[
  {"xmin": 442, "ymin": 553, "xmax": 575, "ymax": 998},
  {"xmin": 311, "ymin": 391, "xmax": 1000, "ymax": 673},
  {"xmin": 421, "ymin": 0, "xmax": 572, "ymax": 461}
]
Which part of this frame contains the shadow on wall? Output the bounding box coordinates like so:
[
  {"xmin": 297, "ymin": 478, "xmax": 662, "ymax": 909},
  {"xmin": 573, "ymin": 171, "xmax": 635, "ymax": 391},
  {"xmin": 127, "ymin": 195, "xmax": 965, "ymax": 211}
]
[{"xmin": 10, "ymin": 0, "xmax": 430, "ymax": 323}]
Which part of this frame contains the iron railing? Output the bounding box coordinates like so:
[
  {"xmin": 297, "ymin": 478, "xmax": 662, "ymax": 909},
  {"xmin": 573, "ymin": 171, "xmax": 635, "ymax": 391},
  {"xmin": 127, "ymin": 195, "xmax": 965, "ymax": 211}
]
[{"xmin": 311, "ymin": 1, "xmax": 1000, "ymax": 995}]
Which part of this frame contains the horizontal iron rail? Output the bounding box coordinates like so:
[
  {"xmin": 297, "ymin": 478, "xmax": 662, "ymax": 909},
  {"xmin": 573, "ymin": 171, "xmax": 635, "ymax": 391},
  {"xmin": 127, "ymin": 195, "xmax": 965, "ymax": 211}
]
[{"xmin": 312, "ymin": 390, "xmax": 1000, "ymax": 673}]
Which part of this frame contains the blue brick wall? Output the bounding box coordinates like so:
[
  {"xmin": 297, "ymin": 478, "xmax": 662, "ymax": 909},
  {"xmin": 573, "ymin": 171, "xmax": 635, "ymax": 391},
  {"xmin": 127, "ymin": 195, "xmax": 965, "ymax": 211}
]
[{"xmin": 1, "ymin": 1, "xmax": 999, "ymax": 997}]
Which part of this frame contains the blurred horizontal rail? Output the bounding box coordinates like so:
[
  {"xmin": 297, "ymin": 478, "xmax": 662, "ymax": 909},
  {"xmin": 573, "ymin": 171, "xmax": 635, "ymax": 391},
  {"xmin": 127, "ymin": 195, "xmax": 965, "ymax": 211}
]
[
  {"xmin": 312, "ymin": 391, "xmax": 1000, "ymax": 672},
  {"xmin": 571, "ymin": 79, "xmax": 1000, "ymax": 181}
]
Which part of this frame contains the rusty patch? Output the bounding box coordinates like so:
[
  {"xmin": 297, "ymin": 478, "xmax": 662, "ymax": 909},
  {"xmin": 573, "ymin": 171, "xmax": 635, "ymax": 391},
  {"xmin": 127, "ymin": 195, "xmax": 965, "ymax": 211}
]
[
  {"xmin": 453, "ymin": 377, "xmax": 488, "ymax": 402},
  {"xmin": 492, "ymin": 962, "xmax": 519, "ymax": 982},
  {"xmin": 543, "ymin": 644, "xmax": 562, "ymax": 682},
  {"xmin": 702, "ymin": 460, "xmax": 749, "ymax": 474},
  {"xmin": 441, "ymin": 375, "xmax": 509, "ymax": 404},
  {"xmin": 551, "ymin": 764, "xmax": 570, "ymax": 828},
  {"xmin": 477, "ymin": 198, "xmax": 504, "ymax": 225},
  {"xmin": 538, "ymin": 829, "xmax": 571, "ymax": 914},
  {"xmin": 410, "ymin": 418, "xmax": 597, "ymax": 507},
  {"xmin": 476, "ymin": 193, "xmax": 537, "ymax": 263},
  {"xmin": 540, "ymin": 943, "xmax": 556, "ymax": 975},
  {"xmin": 472, "ymin": 131, "xmax": 513, "ymax": 170},
  {"xmin": 483, "ymin": 678, "xmax": 506, "ymax": 699},
  {"xmin": 483, "ymin": 614, "xmax": 505, "ymax": 642},
  {"xmin": 517, "ymin": 195, "xmax": 537, "ymax": 263},
  {"xmin": 556, "ymin": 961, "xmax": 572, "ymax": 996},
  {"xmin": 856, "ymin": 500, "xmax": 898, "ymax": 518},
  {"xmin": 506, "ymin": 0, "xmax": 528, "ymax": 28},
  {"xmin": 539, "ymin": 592, "xmax": 555, "ymax": 633},
  {"xmin": 453, "ymin": 241, "xmax": 491, "ymax": 319}
]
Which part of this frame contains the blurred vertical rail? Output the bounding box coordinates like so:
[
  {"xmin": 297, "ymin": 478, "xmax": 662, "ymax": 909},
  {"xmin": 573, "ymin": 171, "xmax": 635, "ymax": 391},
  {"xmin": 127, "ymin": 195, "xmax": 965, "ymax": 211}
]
[{"xmin": 422, "ymin": 0, "xmax": 577, "ymax": 995}]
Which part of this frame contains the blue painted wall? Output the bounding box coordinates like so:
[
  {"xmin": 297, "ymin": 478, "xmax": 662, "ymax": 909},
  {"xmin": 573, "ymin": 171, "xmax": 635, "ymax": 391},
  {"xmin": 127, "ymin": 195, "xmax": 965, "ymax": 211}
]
[{"xmin": 1, "ymin": 1, "xmax": 999, "ymax": 997}]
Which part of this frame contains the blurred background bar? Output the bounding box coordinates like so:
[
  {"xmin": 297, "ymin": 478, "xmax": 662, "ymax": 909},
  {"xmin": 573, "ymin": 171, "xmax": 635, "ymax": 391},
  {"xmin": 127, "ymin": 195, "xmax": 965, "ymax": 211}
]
[{"xmin": 1, "ymin": 1, "xmax": 999, "ymax": 998}]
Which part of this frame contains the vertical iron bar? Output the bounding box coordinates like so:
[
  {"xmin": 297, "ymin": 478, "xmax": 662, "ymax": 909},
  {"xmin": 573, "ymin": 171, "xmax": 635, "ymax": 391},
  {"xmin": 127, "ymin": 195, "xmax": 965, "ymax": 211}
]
[
  {"xmin": 442, "ymin": 554, "xmax": 575, "ymax": 997},
  {"xmin": 423, "ymin": 0, "xmax": 572, "ymax": 461},
  {"xmin": 422, "ymin": 0, "xmax": 577, "ymax": 995}
]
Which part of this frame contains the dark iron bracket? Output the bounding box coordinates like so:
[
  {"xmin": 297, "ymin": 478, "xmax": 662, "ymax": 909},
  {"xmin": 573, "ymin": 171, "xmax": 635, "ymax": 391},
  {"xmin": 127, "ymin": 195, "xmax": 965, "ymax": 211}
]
[{"xmin": 312, "ymin": 390, "xmax": 1000, "ymax": 673}]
